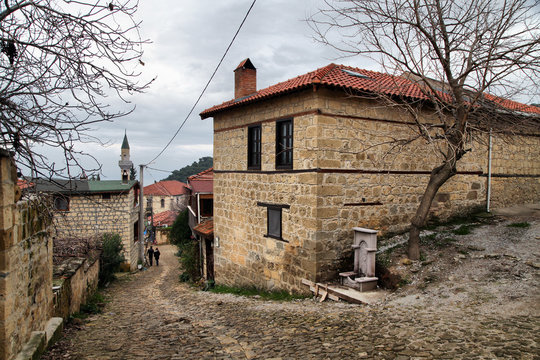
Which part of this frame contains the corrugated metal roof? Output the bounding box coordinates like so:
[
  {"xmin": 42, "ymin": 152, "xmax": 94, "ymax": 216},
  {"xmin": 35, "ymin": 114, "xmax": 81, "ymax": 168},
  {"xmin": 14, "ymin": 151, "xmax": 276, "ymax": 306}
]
[{"xmin": 35, "ymin": 179, "xmax": 138, "ymax": 194}]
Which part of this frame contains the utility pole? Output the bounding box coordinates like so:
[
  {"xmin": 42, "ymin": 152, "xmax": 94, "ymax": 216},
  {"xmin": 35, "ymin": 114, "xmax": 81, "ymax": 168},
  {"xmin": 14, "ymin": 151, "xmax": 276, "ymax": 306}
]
[{"xmin": 138, "ymin": 164, "xmax": 145, "ymax": 263}]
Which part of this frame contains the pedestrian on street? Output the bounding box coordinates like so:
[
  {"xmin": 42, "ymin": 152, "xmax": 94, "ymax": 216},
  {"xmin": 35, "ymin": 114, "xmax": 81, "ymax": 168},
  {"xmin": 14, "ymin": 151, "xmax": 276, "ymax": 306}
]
[
  {"xmin": 147, "ymin": 246, "xmax": 154, "ymax": 266},
  {"xmin": 154, "ymin": 247, "xmax": 161, "ymax": 266}
]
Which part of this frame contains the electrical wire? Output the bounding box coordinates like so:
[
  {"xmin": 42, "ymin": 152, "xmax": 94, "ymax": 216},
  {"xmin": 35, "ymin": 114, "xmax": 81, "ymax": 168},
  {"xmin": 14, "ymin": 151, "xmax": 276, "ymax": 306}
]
[
  {"xmin": 146, "ymin": 166, "xmax": 174, "ymax": 174},
  {"xmin": 144, "ymin": 0, "xmax": 257, "ymax": 166}
]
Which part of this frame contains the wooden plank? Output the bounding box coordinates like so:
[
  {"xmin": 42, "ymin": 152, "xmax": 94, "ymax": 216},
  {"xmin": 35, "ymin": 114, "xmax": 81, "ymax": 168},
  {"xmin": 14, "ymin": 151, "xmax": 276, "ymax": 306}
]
[{"xmin": 301, "ymin": 279, "xmax": 339, "ymax": 301}]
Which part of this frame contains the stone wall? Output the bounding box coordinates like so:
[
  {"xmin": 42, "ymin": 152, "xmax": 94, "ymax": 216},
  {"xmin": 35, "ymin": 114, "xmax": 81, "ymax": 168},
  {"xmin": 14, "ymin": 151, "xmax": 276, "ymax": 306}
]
[
  {"xmin": 53, "ymin": 258, "xmax": 100, "ymax": 320},
  {"xmin": 155, "ymin": 227, "xmax": 170, "ymax": 245},
  {"xmin": 53, "ymin": 190, "xmax": 140, "ymax": 270},
  {"xmin": 145, "ymin": 194, "xmax": 188, "ymax": 214},
  {"xmin": 0, "ymin": 152, "xmax": 53, "ymax": 360},
  {"xmin": 211, "ymin": 88, "xmax": 540, "ymax": 292}
]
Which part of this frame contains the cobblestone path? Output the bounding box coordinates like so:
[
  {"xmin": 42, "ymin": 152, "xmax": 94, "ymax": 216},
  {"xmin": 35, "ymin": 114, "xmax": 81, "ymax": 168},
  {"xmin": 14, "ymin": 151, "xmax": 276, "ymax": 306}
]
[{"xmin": 44, "ymin": 245, "xmax": 539, "ymax": 359}]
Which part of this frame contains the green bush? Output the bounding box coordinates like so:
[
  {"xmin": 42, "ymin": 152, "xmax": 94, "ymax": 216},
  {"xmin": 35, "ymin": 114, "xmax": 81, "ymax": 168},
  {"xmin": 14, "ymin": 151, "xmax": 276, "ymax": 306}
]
[
  {"xmin": 99, "ymin": 233, "xmax": 125, "ymax": 286},
  {"xmin": 178, "ymin": 239, "xmax": 200, "ymax": 282},
  {"xmin": 169, "ymin": 209, "xmax": 192, "ymax": 245},
  {"xmin": 507, "ymin": 222, "xmax": 530, "ymax": 228}
]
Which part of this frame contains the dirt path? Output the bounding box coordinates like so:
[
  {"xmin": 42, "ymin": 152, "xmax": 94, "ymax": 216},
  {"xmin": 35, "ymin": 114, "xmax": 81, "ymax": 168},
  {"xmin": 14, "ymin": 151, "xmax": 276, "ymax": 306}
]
[{"xmin": 43, "ymin": 227, "xmax": 539, "ymax": 359}]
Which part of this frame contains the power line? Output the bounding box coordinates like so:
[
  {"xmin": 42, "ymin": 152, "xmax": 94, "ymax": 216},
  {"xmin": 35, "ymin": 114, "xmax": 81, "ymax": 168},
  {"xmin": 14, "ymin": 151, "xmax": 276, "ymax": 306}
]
[
  {"xmin": 146, "ymin": 166, "xmax": 174, "ymax": 174},
  {"xmin": 145, "ymin": 0, "xmax": 257, "ymax": 166}
]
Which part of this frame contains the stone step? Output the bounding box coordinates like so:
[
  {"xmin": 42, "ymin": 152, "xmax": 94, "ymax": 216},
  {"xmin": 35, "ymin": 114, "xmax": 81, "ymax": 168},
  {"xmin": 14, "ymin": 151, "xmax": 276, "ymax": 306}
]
[{"xmin": 353, "ymin": 277, "xmax": 378, "ymax": 292}]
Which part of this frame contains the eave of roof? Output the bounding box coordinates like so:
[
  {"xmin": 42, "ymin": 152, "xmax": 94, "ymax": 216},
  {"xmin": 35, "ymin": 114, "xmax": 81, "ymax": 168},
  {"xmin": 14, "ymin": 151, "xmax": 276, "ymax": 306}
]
[{"xmin": 193, "ymin": 219, "xmax": 213, "ymax": 237}]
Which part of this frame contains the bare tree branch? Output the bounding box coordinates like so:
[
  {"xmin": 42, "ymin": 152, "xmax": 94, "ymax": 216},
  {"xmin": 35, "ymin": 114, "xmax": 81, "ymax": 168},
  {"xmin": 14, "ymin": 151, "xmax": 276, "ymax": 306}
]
[{"xmin": 0, "ymin": 0, "xmax": 153, "ymax": 178}]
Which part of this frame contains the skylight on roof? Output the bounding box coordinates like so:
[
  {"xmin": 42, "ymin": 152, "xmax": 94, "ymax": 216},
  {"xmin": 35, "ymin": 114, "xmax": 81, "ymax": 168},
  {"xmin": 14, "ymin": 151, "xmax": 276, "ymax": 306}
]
[{"xmin": 342, "ymin": 69, "xmax": 371, "ymax": 79}]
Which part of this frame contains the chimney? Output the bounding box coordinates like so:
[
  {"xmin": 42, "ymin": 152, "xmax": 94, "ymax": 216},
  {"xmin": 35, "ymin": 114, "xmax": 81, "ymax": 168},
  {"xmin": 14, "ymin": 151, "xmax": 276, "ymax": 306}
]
[{"xmin": 234, "ymin": 58, "xmax": 256, "ymax": 99}]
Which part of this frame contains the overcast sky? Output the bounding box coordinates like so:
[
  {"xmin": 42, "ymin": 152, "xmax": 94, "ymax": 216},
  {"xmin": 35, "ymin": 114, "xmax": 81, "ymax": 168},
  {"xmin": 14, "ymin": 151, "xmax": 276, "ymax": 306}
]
[{"xmin": 74, "ymin": 0, "xmax": 374, "ymax": 184}]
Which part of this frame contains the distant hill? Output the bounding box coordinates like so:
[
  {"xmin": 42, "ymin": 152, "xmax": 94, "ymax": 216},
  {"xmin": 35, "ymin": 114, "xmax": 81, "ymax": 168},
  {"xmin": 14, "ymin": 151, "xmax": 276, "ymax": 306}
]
[{"xmin": 163, "ymin": 156, "xmax": 213, "ymax": 183}]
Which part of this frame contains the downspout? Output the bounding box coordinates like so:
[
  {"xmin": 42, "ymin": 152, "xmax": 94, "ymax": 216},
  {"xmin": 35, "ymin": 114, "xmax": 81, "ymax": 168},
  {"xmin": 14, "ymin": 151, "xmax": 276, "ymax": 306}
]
[
  {"xmin": 197, "ymin": 193, "xmax": 201, "ymax": 224},
  {"xmin": 486, "ymin": 128, "xmax": 492, "ymax": 212}
]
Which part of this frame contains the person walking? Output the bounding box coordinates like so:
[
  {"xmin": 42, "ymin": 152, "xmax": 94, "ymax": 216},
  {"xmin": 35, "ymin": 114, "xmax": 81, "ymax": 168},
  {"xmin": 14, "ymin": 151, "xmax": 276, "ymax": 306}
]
[
  {"xmin": 154, "ymin": 247, "xmax": 161, "ymax": 266},
  {"xmin": 147, "ymin": 246, "xmax": 154, "ymax": 266}
]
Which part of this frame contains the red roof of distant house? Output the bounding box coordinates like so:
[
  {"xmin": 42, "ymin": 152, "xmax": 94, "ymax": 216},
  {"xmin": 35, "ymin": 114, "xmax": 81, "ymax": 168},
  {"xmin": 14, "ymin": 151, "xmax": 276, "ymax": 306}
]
[
  {"xmin": 200, "ymin": 63, "xmax": 540, "ymax": 118},
  {"xmin": 193, "ymin": 219, "xmax": 213, "ymax": 237},
  {"xmin": 149, "ymin": 210, "xmax": 178, "ymax": 227},
  {"xmin": 188, "ymin": 168, "xmax": 213, "ymax": 194},
  {"xmin": 17, "ymin": 179, "xmax": 34, "ymax": 189},
  {"xmin": 144, "ymin": 180, "xmax": 189, "ymax": 196}
]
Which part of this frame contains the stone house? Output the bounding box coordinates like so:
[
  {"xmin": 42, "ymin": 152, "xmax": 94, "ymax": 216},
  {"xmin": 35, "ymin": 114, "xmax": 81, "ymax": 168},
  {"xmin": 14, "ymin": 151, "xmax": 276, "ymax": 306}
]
[
  {"xmin": 144, "ymin": 180, "xmax": 189, "ymax": 214},
  {"xmin": 186, "ymin": 168, "xmax": 214, "ymax": 280},
  {"xmin": 35, "ymin": 179, "xmax": 141, "ymax": 270},
  {"xmin": 199, "ymin": 58, "xmax": 540, "ymax": 292}
]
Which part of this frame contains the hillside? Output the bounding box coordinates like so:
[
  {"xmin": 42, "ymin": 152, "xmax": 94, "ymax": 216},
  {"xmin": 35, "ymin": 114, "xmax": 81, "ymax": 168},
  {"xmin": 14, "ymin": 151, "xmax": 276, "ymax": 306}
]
[{"xmin": 163, "ymin": 156, "xmax": 213, "ymax": 183}]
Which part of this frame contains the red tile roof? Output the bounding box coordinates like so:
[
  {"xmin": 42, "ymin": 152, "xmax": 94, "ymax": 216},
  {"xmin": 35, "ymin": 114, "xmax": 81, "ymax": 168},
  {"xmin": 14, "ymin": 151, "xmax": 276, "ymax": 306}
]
[
  {"xmin": 193, "ymin": 219, "xmax": 213, "ymax": 237},
  {"xmin": 188, "ymin": 168, "xmax": 213, "ymax": 194},
  {"xmin": 17, "ymin": 179, "xmax": 34, "ymax": 189},
  {"xmin": 200, "ymin": 64, "xmax": 540, "ymax": 118},
  {"xmin": 149, "ymin": 210, "xmax": 178, "ymax": 227},
  {"xmin": 144, "ymin": 180, "xmax": 189, "ymax": 196}
]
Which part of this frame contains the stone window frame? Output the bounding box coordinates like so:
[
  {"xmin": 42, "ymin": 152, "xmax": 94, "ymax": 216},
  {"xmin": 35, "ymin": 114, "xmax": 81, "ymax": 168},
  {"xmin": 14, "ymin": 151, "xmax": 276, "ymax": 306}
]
[
  {"xmin": 257, "ymin": 201, "xmax": 290, "ymax": 242},
  {"xmin": 247, "ymin": 124, "xmax": 262, "ymax": 170},
  {"xmin": 160, "ymin": 198, "xmax": 165, "ymax": 208},
  {"xmin": 275, "ymin": 119, "xmax": 293, "ymax": 169},
  {"xmin": 53, "ymin": 194, "xmax": 70, "ymax": 211}
]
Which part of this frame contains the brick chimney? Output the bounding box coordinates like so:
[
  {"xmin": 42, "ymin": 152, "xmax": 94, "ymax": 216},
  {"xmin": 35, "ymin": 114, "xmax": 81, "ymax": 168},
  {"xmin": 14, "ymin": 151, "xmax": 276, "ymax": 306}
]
[{"xmin": 234, "ymin": 58, "xmax": 256, "ymax": 99}]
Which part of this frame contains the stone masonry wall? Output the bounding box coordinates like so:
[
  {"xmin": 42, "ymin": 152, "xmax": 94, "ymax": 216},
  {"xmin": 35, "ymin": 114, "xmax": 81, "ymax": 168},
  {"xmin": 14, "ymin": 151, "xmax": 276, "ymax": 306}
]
[
  {"xmin": 145, "ymin": 194, "xmax": 187, "ymax": 214},
  {"xmin": 488, "ymin": 134, "xmax": 540, "ymax": 207},
  {"xmin": 53, "ymin": 258, "xmax": 99, "ymax": 320},
  {"xmin": 212, "ymin": 88, "xmax": 539, "ymax": 292},
  {"xmin": 53, "ymin": 190, "xmax": 140, "ymax": 270},
  {"xmin": 0, "ymin": 153, "xmax": 53, "ymax": 360}
]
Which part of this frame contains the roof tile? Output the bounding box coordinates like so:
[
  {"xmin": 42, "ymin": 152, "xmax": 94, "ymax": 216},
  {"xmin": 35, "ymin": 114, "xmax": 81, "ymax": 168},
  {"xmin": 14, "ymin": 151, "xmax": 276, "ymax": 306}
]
[
  {"xmin": 200, "ymin": 64, "xmax": 540, "ymax": 118},
  {"xmin": 144, "ymin": 180, "xmax": 189, "ymax": 196}
]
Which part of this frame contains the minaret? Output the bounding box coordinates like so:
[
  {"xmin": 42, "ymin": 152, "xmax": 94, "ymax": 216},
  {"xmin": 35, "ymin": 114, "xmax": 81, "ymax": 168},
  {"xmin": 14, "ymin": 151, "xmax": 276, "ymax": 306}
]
[{"xmin": 118, "ymin": 131, "xmax": 133, "ymax": 183}]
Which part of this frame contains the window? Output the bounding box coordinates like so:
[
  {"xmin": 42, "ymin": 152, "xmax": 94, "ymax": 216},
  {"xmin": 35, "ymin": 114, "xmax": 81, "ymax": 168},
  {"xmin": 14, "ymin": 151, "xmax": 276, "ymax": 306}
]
[
  {"xmin": 267, "ymin": 207, "xmax": 282, "ymax": 239},
  {"xmin": 102, "ymin": 193, "xmax": 111, "ymax": 200},
  {"xmin": 53, "ymin": 195, "xmax": 69, "ymax": 211},
  {"xmin": 257, "ymin": 202, "xmax": 290, "ymax": 242},
  {"xmin": 134, "ymin": 220, "xmax": 139, "ymax": 242},
  {"xmin": 200, "ymin": 197, "xmax": 213, "ymax": 217},
  {"xmin": 247, "ymin": 125, "xmax": 261, "ymax": 170},
  {"xmin": 160, "ymin": 199, "xmax": 165, "ymax": 208},
  {"xmin": 276, "ymin": 119, "xmax": 293, "ymax": 169}
]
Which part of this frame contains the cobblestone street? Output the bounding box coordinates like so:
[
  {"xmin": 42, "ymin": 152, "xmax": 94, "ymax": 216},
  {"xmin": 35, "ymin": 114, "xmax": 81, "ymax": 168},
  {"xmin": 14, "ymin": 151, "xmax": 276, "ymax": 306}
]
[{"xmin": 43, "ymin": 244, "xmax": 539, "ymax": 359}]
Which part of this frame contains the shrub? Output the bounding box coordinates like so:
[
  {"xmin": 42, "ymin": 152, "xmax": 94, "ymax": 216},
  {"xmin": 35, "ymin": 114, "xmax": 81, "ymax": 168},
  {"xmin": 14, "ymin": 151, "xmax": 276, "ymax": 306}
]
[
  {"xmin": 178, "ymin": 239, "xmax": 200, "ymax": 282},
  {"xmin": 99, "ymin": 233, "xmax": 125, "ymax": 286},
  {"xmin": 169, "ymin": 209, "xmax": 192, "ymax": 245},
  {"xmin": 507, "ymin": 222, "xmax": 530, "ymax": 228}
]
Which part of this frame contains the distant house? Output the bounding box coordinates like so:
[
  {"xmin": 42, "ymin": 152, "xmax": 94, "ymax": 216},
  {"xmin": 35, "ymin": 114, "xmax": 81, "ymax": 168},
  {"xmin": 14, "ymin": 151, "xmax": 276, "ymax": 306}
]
[
  {"xmin": 187, "ymin": 168, "xmax": 213, "ymax": 227},
  {"xmin": 186, "ymin": 168, "xmax": 214, "ymax": 280},
  {"xmin": 35, "ymin": 179, "xmax": 141, "ymax": 270},
  {"xmin": 148, "ymin": 209, "xmax": 179, "ymax": 245},
  {"xmin": 144, "ymin": 180, "xmax": 189, "ymax": 213},
  {"xmin": 199, "ymin": 58, "xmax": 540, "ymax": 292}
]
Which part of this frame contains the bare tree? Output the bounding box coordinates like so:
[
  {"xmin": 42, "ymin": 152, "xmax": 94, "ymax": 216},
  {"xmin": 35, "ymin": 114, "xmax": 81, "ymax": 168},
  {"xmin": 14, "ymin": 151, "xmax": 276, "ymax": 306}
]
[
  {"xmin": 0, "ymin": 0, "xmax": 151, "ymax": 179},
  {"xmin": 309, "ymin": 0, "xmax": 540, "ymax": 259}
]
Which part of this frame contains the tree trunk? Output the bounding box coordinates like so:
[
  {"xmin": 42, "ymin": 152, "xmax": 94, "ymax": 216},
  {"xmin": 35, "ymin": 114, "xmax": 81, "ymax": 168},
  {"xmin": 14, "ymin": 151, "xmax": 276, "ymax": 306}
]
[{"xmin": 408, "ymin": 161, "xmax": 456, "ymax": 259}]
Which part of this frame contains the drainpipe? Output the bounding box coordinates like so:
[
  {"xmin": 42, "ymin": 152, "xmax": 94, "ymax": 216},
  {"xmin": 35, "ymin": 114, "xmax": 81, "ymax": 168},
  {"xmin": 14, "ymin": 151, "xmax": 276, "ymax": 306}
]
[
  {"xmin": 197, "ymin": 193, "xmax": 201, "ymax": 224},
  {"xmin": 486, "ymin": 129, "xmax": 492, "ymax": 213}
]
